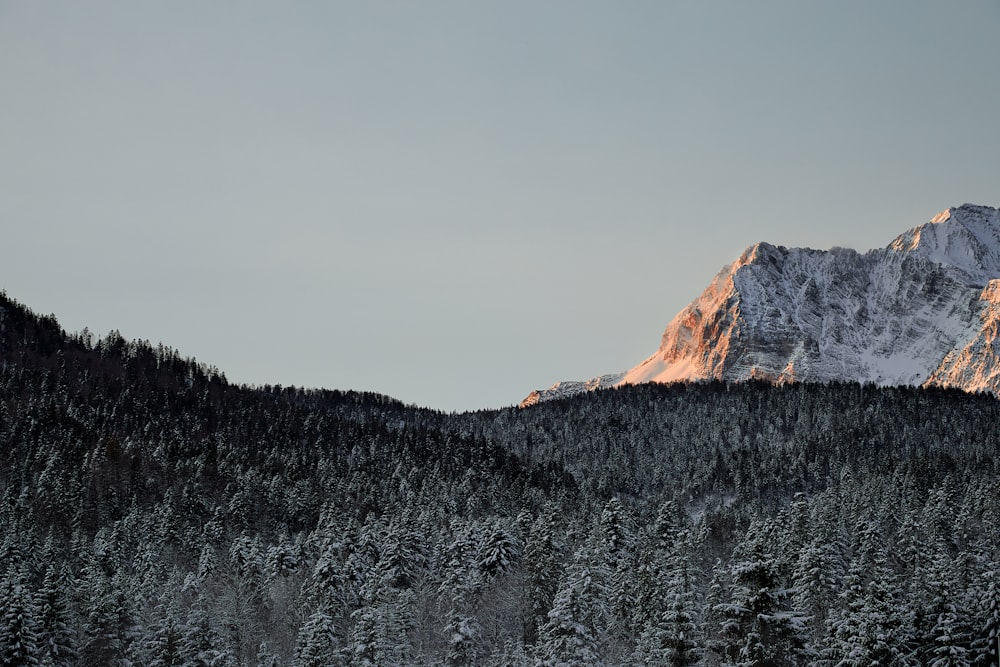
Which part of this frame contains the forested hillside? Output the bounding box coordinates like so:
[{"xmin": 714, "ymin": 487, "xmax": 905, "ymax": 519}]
[{"xmin": 1, "ymin": 292, "xmax": 998, "ymax": 666}]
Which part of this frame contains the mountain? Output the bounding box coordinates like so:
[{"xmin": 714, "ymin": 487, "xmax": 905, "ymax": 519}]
[{"xmin": 522, "ymin": 204, "xmax": 1000, "ymax": 406}]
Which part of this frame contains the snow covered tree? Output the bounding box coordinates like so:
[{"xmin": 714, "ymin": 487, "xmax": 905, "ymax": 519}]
[
  {"xmin": 824, "ymin": 522, "xmax": 911, "ymax": 666},
  {"xmin": 632, "ymin": 535, "xmax": 703, "ymax": 666},
  {"xmin": 347, "ymin": 588, "xmax": 416, "ymax": 667},
  {"xmin": 715, "ymin": 535, "xmax": 810, "ymax": 667},
  {"xmin": 444, "ymin": 614, "xmax": 480, "ymax": 666},
  {"xmin": 144, "ymin": 598, "xmax": 185, "ymax": 667},
  {"xmin": 631, "ymin": 501, "xmax": 684, "ymax": 631},
  {"xmin": 370, "ymin": 518, "xmax": 426, "ymax": 592},
  {"xmin": 293, "ymin": 608, "xmax": 342, "ymax": 667},
  {"xmin": 915, "ymin": 539, "xmax": 974, "ymax": 667},
  {"xmin": 78, "ymin": 551, "xmax": 131, "ymax": 667},
  {"xmin": 596, "ymin": 497, "xmax": 637, "ymax": 654},
  {"xmin": 478, "ymin": 519, "xmax": 522, "ymax": 580},
  {"xmin": 175, "ymin": 592, "xmax": 236, "ymax": 667},
  {"xmin": 702, "ymin": 558, "xmax": 731, "ymax": 660},
  {"xmin": 792, "ymin": 533, "xmax": 845, "ymax": 649},
  {"xmin": 307, "ymin": 521, "xmax": 362, "ymax": 617},
  {"xmin": 0, "ymin": 565, "xmax": 40, "ymax": 667},
  {"xmin": 439, "ymin": 519, "xmax": 481, "ymax": 608},
  {"xmin": 535, "ymin": 544, "xmax": 609, "ymax": 667},
  {"xmin": 972, "ymin": 566, "xmax": 1000, "ymax": 666},
  {"xmin": 484, "ymin": 638, "xmax": 531, "ymax": 666},
  {"xmin": 219, "ymin": 533, "xmax": 269, "ymax": 664},
  {"xmin": 254, "ymin": 641, "xmax": 282, "ymax": 667},
  {"xmin": 34, "ymin": 564, "xmax": 76, "ymax": 667},
  {"xmin": 522, "ymin": 508, "xmax": 563, "ymax": 645}
]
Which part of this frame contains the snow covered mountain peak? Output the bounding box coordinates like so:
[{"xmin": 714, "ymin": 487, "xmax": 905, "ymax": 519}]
[
  {"xmin": 887, "ymin": 204, "xmax": 1000, "ymax": 286},
  {"xmin": 521, "ymin": 205, "xmax": 1000, "ymax": 407}
]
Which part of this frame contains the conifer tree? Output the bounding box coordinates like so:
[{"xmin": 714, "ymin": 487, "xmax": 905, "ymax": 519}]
[
  {"xmin": 144, "ymin": 598, "xmax": 185, "ymax": 667},
  {"xmin": 444, "ymin": 614, "xmax": 481, "ymax": 667},
  {"xmin": 535, "ymin": 543, "xmax": 609, "ymax": 667},
  {"xmin": 596, "ymin": 497, "xmax": 636, "ymax": 649},
  {"xmin": 632, "ymin": 532, "xmax": 703, "ymax": 666},
  {"xmin": 34, "ymin": 564, "xmax": 76, "ymax": 667},
  {"xmin": 824, "ymin": 521, "xmax": 911, "ymax": 666},
  {"xmin": 522, "ymin": 508, "xmax": 562, "ymax": 645},
  {"xmin": 916, "ymin": 539, "xmax": 974, "ymax": 667},
  {"xmin": 792, "ymin": 533, "xmax": 845, "ymax": 648},
  {"xmin": 0, "ymin": 565, "xmax": 41, "ymax": 667},
  {"xmin": 221, "ymin": 533, "xmax": 268, "ymax": 664},
  {"xmin": 254, "ymin": 641, "xmax": 282, "ymax": 667},
  {"xmin": 631, "ymin": 501, "xmax": 683, "ymax": 632},
  {"xmin": 478, "ymin": 518, "xmax": 522, "ymax": 581},
  {"xmin": 715, "ymin": 531, "xmax": 810, "ymax": 667},
  {"xmin": 181, "ymin": 598, "xmax": 233, "ymax": 667},
  {"xmin": 78, "ymin": 552, "xmax": 131, "ymax": 667},
  {"xmin": 702, "ymin": 558, "xmax": 731, "ymax": 661},
  {"xmin": 347, "ymin": 589, "xmax": 416, "ymax": 667},
  {"xmin": 972, "ymin": 566, "xmax": 1000, "ymax": 666},
  {"xmin": 293, "ymin": 608, "xmax": 341, "ymax": 667}
]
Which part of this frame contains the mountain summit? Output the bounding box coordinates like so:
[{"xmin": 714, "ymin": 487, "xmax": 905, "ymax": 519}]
[{"xmin": 522, "ymin": 204, "xmax": 1000, "ymax": 406}]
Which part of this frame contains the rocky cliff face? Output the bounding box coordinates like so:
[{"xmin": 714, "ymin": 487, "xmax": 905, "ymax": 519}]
[{"xmin": 522, "ymin": 204, "xmax": 1000, "ymax": 406}]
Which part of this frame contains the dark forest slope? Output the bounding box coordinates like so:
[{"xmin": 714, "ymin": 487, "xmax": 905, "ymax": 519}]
[{"xmin": 0, "ymin": 292, "xmax": 998, "ymax": 666}]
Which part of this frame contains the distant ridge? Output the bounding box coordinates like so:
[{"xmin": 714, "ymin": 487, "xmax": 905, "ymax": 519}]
[{"xmin": 522, "ymin": 204, "xmax": 1000, "ymax": 406}]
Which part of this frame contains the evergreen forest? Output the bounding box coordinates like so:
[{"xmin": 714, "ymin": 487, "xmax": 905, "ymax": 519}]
[{"xmin": 1, "ymin": 292, "xmax": 998, "ymax": 666}]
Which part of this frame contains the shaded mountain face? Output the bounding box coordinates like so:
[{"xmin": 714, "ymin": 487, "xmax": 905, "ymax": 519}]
[{"xmin": 522, "ymin": 204, "xmax": 1000, "ymax": 406}]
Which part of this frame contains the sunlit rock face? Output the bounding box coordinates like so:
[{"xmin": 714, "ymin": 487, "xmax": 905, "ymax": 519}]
[
  {"xmin": 521, "ymin": 205, "xmax": 1000, "ymax": 406},
  {"xmin": 926, "ymin": 279, "xmax": 1000, "ymax": 392}
]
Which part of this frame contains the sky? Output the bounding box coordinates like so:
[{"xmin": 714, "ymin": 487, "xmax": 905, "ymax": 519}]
[{"xmin": 2, "ymin": 1, "xmax": 999, "ymax": 412}]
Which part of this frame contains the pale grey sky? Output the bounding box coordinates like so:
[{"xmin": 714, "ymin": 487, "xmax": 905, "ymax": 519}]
[{"xmin": 3, "ymin": 1, "xmax": 999, "ymax": 411}]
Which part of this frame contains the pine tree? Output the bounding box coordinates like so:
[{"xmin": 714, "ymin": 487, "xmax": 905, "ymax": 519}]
[
  {"xmin": 0, "ymin": 565, "xmax": 41, "ymax": 667},
  {"xmin": 792, "ymin": 534, "xmax": 845, "ymax": 648},
  {"xmin": 535, "ymin": 544, "xmax": 609, "ymax": 667},
  {"xmin": 824, "ymin": 522, "xmax": 911, "ymax": 666},
  {"xmin": 631, "ymin": 501, "xmax": 682, "ymax": 632},
  {"xmin": 293, "ymin": 608, "xmax": 341, "ymax": 667},
  {"xmin": 372, "ymin": 518, "xmax": 426, "ymax": 592},
  {"xmin": 181, "ymin": 596, "xmax": 233, "ymax": 667},
  {"xmin": 702, "ymin": 558, "xmax": 731, "ymax": 661},
  {"xmin": 632, "ymin": 544, "xmax": 703, "ymax": 666},
  {"xmin": 439, "ymin": 519, "xmax": 481, "ymax": 609},
  {"xmin": 145, "ymin": 599, "xmax": 185, "ymax": 667},
  {"xmin": 596, "ymin": 497, "xmax": 636, "ymax": 654},
  {"xmin": 347, "ymin": 588, "xmax": 416, "ymax": 667},
  {"xmin": 715, "ymin": 533, "xmax": 810, "ymax": 667},
  {"xmin": 917, "ymin": 539, "xmax": 973, "ymax": 667},
  {"xmin": 34, "ymin": 564, "xmax": 76, "ymax": 667},
  {"xmin": 444, "ymin": 613, "xmax": 480, "ymax": 667},
  {"xmin": 307, "ymin": 519, "xmax": 361, "ymax": 616},
  {"xmin": 483, "ymin": 638, "xmax": 531, "ymax": 667},
  {"xmin": 972, "ymin": 566, "xmax": 1000, "ymax": 666},
  {"xmin": 78, "ymin": 552, "xmax": 130, "ymax": 667},
  {"xmin": 254, "ymin": 641, "xmax": 282, "ymax": 667},
  {"xmin": 522, "ymin": 508, "xmax": 562, "ymax": 645},
  {"xmin": 478, "ymin": 519, "xmax": 522, "ymax": 580},
  {"xmin": 220, "ymin": 533, "xmax": 268, "ymax": 664},
  {"xmin": 632, "ymin": 516, "xmax": 703, "ymax": 667}
]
